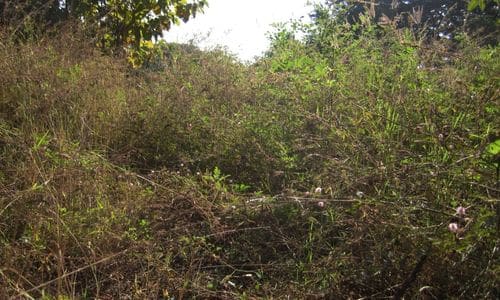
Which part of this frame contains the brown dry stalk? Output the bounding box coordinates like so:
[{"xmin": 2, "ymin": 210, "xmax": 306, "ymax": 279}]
[{"xmin": 14, "ymin": 249, "xmax": 128, "ymax": 298}]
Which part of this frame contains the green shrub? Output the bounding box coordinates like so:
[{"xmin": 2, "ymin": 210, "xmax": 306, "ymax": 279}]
[{"xmin": 0, "ymin": 20, "xmax": 498, "ymax": 298}]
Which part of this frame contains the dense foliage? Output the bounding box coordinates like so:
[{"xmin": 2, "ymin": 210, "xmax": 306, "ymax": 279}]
[
  {"xmin": 309, "ymin": 0, "xmax": 499, "ymax": 43},
  {"xmin": 0, "ymin": 0, "xmax": 207, "ymax": 50},
  {"xmin": 0, "ymin": 1, "xmax": 499, "ymax": 299}
]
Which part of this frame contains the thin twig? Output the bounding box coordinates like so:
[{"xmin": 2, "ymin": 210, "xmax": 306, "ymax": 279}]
[
  {"xmin": 469, "ymin": 182, "xmax": 500, "ymax": 193},
  {"xmin": 201, "ymin": 262, "xmax": 290, "ymax": 270},
  {"xmin": 204, "ymin": 226, "xmax": 270, "ymax": 237},
  {"xmin": 15, "ymin": 249, "xmax": 128, "ymax": 298},
  {"xmin": 392, "ymin": 250, "xmax": 430, "ymax": 299},
  {"xmin": 94, "ymin": 152, "xmax": 172, "ymax": 191}
]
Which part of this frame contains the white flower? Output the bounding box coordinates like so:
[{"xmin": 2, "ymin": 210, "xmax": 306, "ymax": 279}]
[
  {"xmin": 448, "ymin": 223, "xmax": 459, "ymax": 233},
  {"xmin": 314, "ymin": 187, "xmax": 322, "ymax": 194},
  {"xmin": 356, "ymin": 191, "xmax": 365, "ymax": 198},
  {"xmin": 456, "ymin": 206, "xmax": 466, "ymax": 216},
  {"xmin": 317, "ymin": 201, "xmax": 325, "ymax": 208}
]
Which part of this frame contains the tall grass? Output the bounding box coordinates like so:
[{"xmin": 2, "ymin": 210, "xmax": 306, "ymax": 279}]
[{"xmin": 0, "ymin": 24, "xmax": 498, "ymax": 298}]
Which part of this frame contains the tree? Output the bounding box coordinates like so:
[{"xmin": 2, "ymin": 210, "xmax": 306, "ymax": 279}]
[
  {"xmin": 0, "ymin": 1, "xmax": 66, "ymax": 32},
  {"xmin": 0, "ymin": 0, "xmax": 207, "ymax": 50},
  {"xmin": 308, "ymin": 0, "xmax": 498, "ymax": 42}
]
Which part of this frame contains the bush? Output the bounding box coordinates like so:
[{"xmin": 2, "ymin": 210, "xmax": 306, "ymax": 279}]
[{"xmin": 0, "ymin": 22, "xmax": 498, "ymax": 298}]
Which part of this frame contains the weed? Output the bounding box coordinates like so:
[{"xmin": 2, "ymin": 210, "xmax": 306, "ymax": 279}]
[{"xmin": 0, "ymin": 20, "xmax": 498, "ymax": 299}]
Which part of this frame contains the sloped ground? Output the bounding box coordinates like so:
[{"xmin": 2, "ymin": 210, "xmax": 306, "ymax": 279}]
[{"xmin": 0, "ymin": 28, "xmax": 498, "ymax": 298}]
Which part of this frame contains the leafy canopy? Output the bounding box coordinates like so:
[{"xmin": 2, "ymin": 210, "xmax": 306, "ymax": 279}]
[
  {"xmin": 0, "ymin": 0, "xmax": 208, "ymax": 49},
  {"xmin": 308, "ymin": 0, "xmax": 498, "ymax": 42}
]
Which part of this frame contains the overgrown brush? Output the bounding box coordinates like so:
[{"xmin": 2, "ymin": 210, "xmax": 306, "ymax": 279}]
[{"xmin": 0, "ymin": 22, "xmax": 498, "ymax": 299}]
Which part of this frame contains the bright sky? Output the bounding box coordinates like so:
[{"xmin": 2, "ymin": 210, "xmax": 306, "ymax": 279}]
[{"xmin": 164, "ymin": 0, "xmax": 316, "ymax": 62}]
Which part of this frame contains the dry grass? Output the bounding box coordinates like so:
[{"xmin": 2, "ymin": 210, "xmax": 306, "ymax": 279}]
[{"xmin": 0, "ymin": 25, "xmax": 498, "ymax": 299}]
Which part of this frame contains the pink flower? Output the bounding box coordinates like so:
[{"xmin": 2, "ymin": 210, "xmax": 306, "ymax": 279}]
[
  {"xmin": 317, "ymin": 201, "xmax": 325, "ymax": 208},
  {"xmin": 448, "ymin": 223, "xmax": 459, "ymax": 233},
  {"xmin": 456, "ymin": 206, "xmax": 466, "ymax": 216}
]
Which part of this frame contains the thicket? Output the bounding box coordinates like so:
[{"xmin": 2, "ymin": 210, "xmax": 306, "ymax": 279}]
[{"xmin": 0, "ymin": 12, "xmax": 499, "ymax": 300}]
